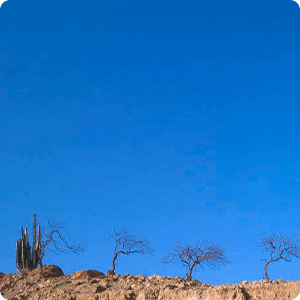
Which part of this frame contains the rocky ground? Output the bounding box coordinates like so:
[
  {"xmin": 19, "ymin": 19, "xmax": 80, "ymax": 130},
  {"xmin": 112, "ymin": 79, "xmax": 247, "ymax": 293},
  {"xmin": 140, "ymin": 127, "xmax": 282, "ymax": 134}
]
[{"xmin": 1, "ymin": 265, "xmax": 300, "ymax": 300}]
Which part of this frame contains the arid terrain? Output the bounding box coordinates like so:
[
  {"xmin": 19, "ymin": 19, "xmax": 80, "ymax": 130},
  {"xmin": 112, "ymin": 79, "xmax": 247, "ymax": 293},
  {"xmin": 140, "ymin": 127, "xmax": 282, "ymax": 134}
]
[{"xmin": 1, "ymin": 265, "xmax": 300, "ymax": 300}]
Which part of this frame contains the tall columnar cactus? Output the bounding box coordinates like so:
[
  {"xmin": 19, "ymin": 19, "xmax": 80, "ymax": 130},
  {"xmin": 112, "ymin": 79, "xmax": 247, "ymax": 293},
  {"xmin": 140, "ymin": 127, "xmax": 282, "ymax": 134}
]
[{"xmin": 16, "ymin": 214, "xmax": 42, "ymax": 273}]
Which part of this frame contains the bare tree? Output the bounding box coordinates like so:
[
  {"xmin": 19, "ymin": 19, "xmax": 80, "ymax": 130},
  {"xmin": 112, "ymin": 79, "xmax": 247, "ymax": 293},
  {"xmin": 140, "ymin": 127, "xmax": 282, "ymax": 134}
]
[
  {"xmin": 108, "ymin": 229, "xmax": 152, "ymax": 275},
  {"xmin": 260, "ymin": 234, "xmax": 300, "ymax": 280},
  {"xmin": 39, "ymin": 219, "xmax": 85, "ymax": 268},
  {"xmin": 164, "ymin": 239, "xmax": 228, "ymax": 281}
]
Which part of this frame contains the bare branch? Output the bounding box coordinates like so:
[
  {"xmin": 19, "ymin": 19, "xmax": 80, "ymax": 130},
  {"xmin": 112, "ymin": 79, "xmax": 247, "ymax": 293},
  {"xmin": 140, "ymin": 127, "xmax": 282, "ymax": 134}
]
[
  {"xmin": 109, "ymin": 228, "xmax": 153, "ymax": 275},
  {"xmin": 164, "ymin": 239, "xmax": 228, "ymax": 281},
  {"xmin": 260, "ymin": 233, "xmax": 300, "ymax": 280},
  {"xmin": 40, "ymin": 219, "xmax": 85, "ymax": 264}
]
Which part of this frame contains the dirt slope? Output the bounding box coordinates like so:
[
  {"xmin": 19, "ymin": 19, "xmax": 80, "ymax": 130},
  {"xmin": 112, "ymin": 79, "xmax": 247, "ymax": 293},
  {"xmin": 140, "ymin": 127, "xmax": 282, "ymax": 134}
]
[{"xmin": 1, "ymin": 265, "xmax": 300, "ymax": 300}]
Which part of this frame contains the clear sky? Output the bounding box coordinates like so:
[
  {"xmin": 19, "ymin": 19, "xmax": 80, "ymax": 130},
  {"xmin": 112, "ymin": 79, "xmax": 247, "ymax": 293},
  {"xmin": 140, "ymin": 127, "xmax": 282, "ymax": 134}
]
[{"xmin": 1, "ymin": 0, "xmax": 300, "ymax": 285}]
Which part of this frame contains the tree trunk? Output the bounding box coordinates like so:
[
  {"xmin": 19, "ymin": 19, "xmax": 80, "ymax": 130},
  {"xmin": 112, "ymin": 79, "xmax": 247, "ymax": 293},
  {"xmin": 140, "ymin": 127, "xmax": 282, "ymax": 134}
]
[
  {"xmin": 111, "ymin": 253, "xmax": 118, "ymax": 273},
  {"xmin": 186, "ymin": 264, "xmax": 196, "ymax": 281},
  {"xmin": 264, "ymin": 261, "xmax": 270, "ymax": 280},
  {"xmin": 39, "ymin": 261, "xmax": 44, "ymax": 278},
  {"xmin": 186, "ymin": 272, "xmax": 192, "ymax": 281},
  {"xmin": 264, "ymin": 257, "xmax": 282, "ymax": 281}
]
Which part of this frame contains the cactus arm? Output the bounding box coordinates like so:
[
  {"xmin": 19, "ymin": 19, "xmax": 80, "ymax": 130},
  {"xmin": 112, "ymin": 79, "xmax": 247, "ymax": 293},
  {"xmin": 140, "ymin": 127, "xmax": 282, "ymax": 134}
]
[{"xmin": 32, "ymin": 214, "xmax": 37, "ymax": 267}]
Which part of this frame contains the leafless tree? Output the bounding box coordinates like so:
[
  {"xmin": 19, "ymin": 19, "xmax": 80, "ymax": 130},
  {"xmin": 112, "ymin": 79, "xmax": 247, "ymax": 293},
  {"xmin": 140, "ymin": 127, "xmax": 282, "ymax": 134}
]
[
  {"xmin": 260, "ymin": 234, "xmax": 300, "ymax": 280},
  {"xmin": 164, "ymin": 239, "xmax": 228, "ymax": 281},
  {"xmin": 108, "ymin": 229, "xmax": 152, "ymax": 275},
  {"xmin": 38, "ymin": 219, "xmax": 84, "ymax": 271}
]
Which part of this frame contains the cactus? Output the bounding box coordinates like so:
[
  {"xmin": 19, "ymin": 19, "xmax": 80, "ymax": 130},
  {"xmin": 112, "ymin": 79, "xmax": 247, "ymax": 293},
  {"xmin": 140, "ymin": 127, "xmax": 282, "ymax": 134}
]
[{"xmin": 16, "ymin": 214, "xmax": 42, "ymax": 273}]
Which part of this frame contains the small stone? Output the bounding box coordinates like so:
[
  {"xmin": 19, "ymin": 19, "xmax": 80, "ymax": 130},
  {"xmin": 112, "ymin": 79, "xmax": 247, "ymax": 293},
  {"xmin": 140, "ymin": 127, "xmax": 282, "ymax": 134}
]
[
  {"xmin": 94, "ymin": 285, "xmax": 106, "ymax": 293},
  {"xmin": 72, "ymin": 270, "xmax": 105, "ymax": 280}
]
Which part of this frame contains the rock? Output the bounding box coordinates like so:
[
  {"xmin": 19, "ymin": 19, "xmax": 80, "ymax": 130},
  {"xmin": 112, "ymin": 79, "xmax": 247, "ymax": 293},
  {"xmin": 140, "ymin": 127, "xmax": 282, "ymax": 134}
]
[
  {"xmin": 32, "ymin": 264, "xmax": 64, "ymax": 278},
  {"xmin": 71, "ymin": 270, "xmax": 105, "ymax": 280},
  {"xmin": 147, "ymin": 274, "xmax": 165, "ymax": 281},
  {"xmin": 260, "ymin": 279, "xmax": 272, "ymax": 284},
  {"xmin": 136, "ymin": 274, "xmax": 146, "ymax": 281},
  {"xmin": 94, "ymin": 285, "xmax": 106, "ymax": 293},
  {"xmin": 106, "ymin": 270, "xmax": 115, "ymax": 276}
]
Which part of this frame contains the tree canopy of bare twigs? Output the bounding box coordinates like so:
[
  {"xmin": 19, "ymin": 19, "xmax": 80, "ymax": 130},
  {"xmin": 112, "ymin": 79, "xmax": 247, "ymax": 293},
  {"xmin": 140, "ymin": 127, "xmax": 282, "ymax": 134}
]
[
  {"xmin": 164, "ymin": 239, "xmax": 228, "ymax": 281},
  {"xmin": 39, "ymin": 219, "xmax": 85, "ymax": 267},
  {"xmin": 109, "ymin": 229, "xmax": 152, "ymax": 275},
  {"xmin": 260, "ymin": 233, "xmax": 300, "ymax": 280}
]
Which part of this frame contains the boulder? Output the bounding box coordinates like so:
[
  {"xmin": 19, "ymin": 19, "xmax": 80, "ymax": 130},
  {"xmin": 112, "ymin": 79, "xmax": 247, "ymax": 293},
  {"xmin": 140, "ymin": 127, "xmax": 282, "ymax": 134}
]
[
  {"xmin": 106, "ymin": 270, "xmax": 115, "ymax": 276},
  {"xmin": 72, "ymin": 270, "xmax": 105, "ymax": 280},
  {"xmin": 32, "ymin": 264, "xmax": 64, "ymax": 278}
]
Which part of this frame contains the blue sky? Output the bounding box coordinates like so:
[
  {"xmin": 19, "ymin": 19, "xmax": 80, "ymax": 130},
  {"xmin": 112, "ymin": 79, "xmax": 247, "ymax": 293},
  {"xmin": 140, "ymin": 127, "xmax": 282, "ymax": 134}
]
[{"xmin": 1, "ymin": 0, "xmax": 300, "ymax": 285}]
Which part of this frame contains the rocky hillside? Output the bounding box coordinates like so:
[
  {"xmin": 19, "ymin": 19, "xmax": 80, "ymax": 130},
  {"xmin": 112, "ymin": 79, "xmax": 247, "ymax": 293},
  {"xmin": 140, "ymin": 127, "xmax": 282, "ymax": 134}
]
[{"xmin": 1, "ymin": 265, "xmax": 300, "ymax": 300}]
